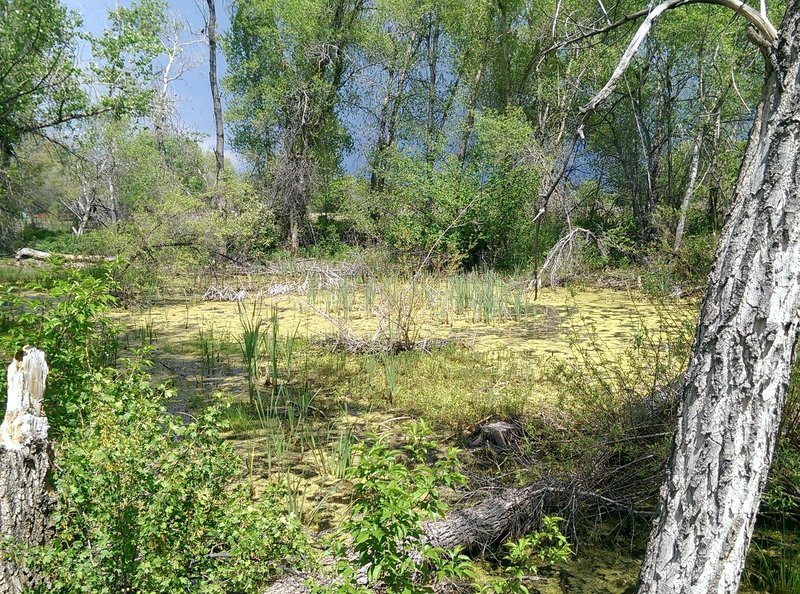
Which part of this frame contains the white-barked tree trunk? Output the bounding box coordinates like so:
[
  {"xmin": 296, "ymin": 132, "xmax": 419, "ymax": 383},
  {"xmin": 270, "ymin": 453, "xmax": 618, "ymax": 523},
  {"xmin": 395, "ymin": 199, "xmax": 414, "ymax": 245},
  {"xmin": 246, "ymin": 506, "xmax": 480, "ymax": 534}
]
[{"xmin": 633, "ymin": 2, "xmax": 800, "ymax": 592}]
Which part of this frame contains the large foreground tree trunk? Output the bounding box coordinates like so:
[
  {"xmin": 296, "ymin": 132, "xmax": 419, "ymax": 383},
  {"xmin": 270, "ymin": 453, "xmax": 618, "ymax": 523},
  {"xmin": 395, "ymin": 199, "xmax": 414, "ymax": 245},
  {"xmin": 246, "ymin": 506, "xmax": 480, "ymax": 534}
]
[
  {"xmin": 0, "ymin": 348, "xmax": 53, "ymax": 594},
  {"xmin": 637, "ymin": 3, "xmax": 800, "ymax": 592}
]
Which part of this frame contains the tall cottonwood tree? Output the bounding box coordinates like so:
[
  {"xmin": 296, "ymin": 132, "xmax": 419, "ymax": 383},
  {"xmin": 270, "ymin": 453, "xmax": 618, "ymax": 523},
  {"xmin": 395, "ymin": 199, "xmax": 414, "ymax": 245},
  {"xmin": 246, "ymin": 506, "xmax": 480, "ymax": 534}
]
[
  {"xmin": 639, "ymin": 5, "xmax": 797, "ymax": 591},
  {"xmin": 226, "ymin": 0, "xmax": 367, "ymax": 251},
  {"xmin": 582, "ymin": 1, "xmax": 800, "ymax": 592},
  {"xmin": 205, "ymin": 0, "xmax": 224, "ymax": 186}
]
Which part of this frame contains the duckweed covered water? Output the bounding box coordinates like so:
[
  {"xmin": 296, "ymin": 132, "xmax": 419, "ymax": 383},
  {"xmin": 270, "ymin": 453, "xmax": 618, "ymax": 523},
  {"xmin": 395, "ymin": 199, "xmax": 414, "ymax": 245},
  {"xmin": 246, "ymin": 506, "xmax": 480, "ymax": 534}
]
[
  {"xmin": 107, "ymin": 276, "xmax": 724, "ymax": 592},
  {"xmin": 119, "ymin": 284, "xmax": 693, "ymax": 363}
]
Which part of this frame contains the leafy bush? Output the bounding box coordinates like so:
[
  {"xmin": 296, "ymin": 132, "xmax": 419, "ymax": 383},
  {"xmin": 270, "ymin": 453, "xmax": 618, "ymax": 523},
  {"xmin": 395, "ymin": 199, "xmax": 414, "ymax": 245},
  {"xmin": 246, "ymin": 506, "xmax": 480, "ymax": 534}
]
[
  {"xmin": 0, "ymin": 268, "xmax": 119, "ymax": 431},
  {"xmin": 479, "ymin": 520, "xmax": 572, "ymax": 594},
  {"xmin": 21, "ymin": 227, "xmax": 89, "ymax": 254},
  {"xmin": 323, "ymin": 438, "xmax": 472, "ymax": 594},
  {"xmin": 370, "ymin": 108, "xmax": 545, "ymax": 270},
  {"xmin": 27, "ymin": 370, "xmax": 311, "ymax": 594},
  {"xmin": 541, "ymin": 306, "xmax": 696, "ymax": 532},
  {"xmin": 0, "ymin": 268, "xmax": 312, "ymax": 593}
]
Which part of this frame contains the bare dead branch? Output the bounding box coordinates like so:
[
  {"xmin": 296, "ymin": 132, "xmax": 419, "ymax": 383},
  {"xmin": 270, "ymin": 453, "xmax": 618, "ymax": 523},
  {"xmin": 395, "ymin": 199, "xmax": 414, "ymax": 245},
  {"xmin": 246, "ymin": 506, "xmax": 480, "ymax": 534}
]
[{"xmin": 579, "ymin": 0, "xmax": 776, "ymax": 127}]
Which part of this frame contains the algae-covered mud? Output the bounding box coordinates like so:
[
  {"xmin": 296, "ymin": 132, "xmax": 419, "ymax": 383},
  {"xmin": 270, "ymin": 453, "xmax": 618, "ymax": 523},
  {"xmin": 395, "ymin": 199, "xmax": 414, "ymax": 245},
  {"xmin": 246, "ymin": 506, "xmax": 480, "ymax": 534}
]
[
  {"xmin": 119, "ymin": 280, "xmax": 693, "ymax": 387},
  {"xmin": 114, "ymin": 273, "xmax": 699, "ymax": 593}
]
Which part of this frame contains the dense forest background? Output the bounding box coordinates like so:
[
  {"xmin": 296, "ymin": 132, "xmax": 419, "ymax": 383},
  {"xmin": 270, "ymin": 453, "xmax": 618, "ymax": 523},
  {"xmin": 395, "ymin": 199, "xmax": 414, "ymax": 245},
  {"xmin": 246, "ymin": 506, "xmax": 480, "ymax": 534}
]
[{"xmin": 2, "ymin": 0, "xmax": 786, "ymax": 287}]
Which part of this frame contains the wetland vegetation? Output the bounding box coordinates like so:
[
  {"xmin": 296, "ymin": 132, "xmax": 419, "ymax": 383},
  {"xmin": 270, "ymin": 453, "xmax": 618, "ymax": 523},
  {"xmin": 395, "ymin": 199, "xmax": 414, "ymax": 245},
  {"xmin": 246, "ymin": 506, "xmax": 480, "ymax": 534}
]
[
  {"xmin": 2, "ymin": 0, "xmax": 800, "ymax": 592},
  {"xmin": 3, "ymin": 258, "xmax": 798, "ymax": 593}
]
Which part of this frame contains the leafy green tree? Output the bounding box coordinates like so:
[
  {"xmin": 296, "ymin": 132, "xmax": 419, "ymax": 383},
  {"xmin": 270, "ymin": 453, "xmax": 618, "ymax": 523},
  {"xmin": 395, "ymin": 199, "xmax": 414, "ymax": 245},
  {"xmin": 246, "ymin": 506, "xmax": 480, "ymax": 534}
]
[
  {"xmin": 0, "ymin": 0, "xmax": 169, "ymax": 247},
  {"xmin": 0, "ymin": 0, "xmax": 86, "ymax": 245},
  {"xmin": 0, "ymin": 0, "xmax": 87, "ymax": 164},
  {"xmin": 225, "ymin": 0, "xmax": 367, "ymax": 250},
  {"xmin": 89, "ymin": 0, "xmax": 166, "ymax": 115}
]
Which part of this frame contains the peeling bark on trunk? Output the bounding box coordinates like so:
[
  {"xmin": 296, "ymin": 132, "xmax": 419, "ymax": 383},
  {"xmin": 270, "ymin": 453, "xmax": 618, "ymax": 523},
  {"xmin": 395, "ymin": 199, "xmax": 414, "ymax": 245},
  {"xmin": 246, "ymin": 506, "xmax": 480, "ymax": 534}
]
[
  {"xmin": 0, "ymin": 348, "xmax": 53, "ymax": 594},
  {"xmin": 637, "ymin": 4, "xmax": 800, "ymax": 592}
]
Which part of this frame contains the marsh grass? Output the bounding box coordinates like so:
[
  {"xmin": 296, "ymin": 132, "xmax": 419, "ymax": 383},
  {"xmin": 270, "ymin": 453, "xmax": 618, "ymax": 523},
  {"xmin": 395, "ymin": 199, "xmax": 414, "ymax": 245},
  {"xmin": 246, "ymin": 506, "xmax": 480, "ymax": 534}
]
[
  {"xmin": 197, "ymin": 324, "xmax": 222, "ymax": 381},
  {"xmin": 119, "ymin": 266, "xmax": 697, "ymax": 534},
  {"xmin": 746, "ymin": 537, "xmax": 800, "ymax": 594},
  {"xmin": 131, "ymin": 308, "xmax": 157, "ymax": 346},
  {"xmin": 364, "ymin": 277, "xmax": 375, "ymax": 313},
  {"xmin": 382, "ymin": 355, "xmax": 399, "ymax": 404},
  {"xmin": 284, "ymin": 471, "xmax": 307, "ymax": 517},
  {"xmin": 332, "ymin": 428, "xmax": 355, "ymax": 479},
  {"xmin": 237, "ymin": 299, "xmax": 267, "ymax": 406},
  {"xmin": 265, "ymin": 304, "xmax": 280, "ymax": 386},
  {"xmin": 338, "ymin": 280, "xmax": 352, "ymax": 321},
  {"xmin": 301, "ymin": 422, "xmax": 355, "ymax": 482},
  {"xmin": 441, "ymin": 271, "xmax": 535, "ymax": 325}
]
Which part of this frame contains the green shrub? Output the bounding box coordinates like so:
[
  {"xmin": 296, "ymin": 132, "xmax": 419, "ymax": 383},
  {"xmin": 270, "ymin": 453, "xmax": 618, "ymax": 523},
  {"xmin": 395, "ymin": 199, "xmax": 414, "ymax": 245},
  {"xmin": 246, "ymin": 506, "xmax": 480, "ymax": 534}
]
[
  {"xmin": 26, "ymin": 370, "xmax": 311, "ymax": 594},
  {"xmin": 0, "ymin": 267, "xmax": 119, "ymax": 431},
  {"xmin": 479, "ymin": 520, "xmax": 572, "ymax": 594},
  {"xmin": 322, "ymin": 439, "xmax": 473, "ymax": 594},
  {"xmin": 0, "ymin": 268, "xmax": 312, "ymax": 593}
]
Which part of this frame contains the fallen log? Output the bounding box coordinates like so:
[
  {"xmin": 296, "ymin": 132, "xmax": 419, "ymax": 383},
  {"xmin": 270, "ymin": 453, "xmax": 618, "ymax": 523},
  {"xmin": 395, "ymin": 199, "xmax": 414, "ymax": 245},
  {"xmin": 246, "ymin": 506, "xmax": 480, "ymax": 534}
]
[
  {"xmin": 0, "ymin": 347, "xmax": 54, "ymax": 594},
  {"xmin": 263, "ymin": 380, "xmax": 683, "ymax": 594},
  {"xmin": 263, "ymin": 478, "xmax": 609, "ymax": 594},
  {"xmin": 15, "ymin": 247, "xmax": 116, "ymax": 264}
]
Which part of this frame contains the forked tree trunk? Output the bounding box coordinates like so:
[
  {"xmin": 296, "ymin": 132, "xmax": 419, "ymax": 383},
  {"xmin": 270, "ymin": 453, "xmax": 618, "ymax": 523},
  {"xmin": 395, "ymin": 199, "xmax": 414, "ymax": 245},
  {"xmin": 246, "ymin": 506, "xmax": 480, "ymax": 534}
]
[
  {"xmin": 0, "ymin": 348, "xmax": 53, "ymax": 594},
  {"xmin": 637, "ymin": 3, "xmax": 800, "ymax": 592}
]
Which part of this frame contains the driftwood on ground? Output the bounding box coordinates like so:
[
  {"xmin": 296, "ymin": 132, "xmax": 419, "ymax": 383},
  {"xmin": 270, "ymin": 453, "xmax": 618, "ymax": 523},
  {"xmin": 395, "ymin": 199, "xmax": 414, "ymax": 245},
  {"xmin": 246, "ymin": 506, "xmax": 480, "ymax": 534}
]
[
  {"xmin": 0, "ymin": 348, "xmax": 54, "ymax": 594},
  {"xmin": 15, "ymin": 247, "xmax": 115, "ymax": 264}
]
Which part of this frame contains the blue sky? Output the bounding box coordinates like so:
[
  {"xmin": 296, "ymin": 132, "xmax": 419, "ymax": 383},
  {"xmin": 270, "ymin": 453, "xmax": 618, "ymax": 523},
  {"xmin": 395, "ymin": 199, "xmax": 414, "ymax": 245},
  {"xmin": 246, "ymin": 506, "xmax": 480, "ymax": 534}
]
[{"xmin": 64, "ymin": 0, "xmax": 235, "ymax": 161}]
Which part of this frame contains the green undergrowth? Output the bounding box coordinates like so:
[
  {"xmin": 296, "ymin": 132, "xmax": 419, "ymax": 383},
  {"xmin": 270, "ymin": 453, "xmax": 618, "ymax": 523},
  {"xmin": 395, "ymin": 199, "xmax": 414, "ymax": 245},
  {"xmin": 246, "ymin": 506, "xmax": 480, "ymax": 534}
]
[
  {"xmin": 6, "ymin": 262, "xmax": 800, "ymax": 593},
  {"xmin": 0, "ymin": 268, "xmax": 313, "ymax": 593}
]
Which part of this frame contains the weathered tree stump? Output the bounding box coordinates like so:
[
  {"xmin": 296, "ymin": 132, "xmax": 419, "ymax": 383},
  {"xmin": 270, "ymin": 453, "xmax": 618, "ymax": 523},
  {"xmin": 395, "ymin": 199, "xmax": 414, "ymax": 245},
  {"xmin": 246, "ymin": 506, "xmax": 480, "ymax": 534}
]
[
  {"xmin": 0, "ymin": 347, "xmax": 53, "ymax": 594},
  {"xmin": 469, "ymin": 421, "xmax": 521, "ymax": 448}
]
